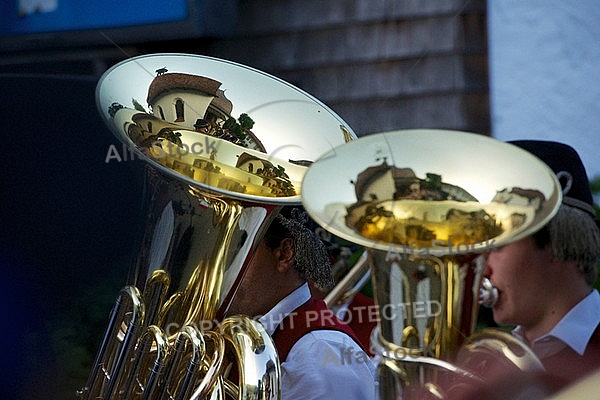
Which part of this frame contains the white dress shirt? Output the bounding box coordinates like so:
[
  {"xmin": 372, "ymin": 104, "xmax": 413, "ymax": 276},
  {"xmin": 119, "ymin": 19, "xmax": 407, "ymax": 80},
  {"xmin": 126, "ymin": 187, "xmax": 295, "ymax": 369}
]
[
  {"xmin": 513, "ymin": 289, "xmax": 600, "ymax": 359},
  {"xmin": 259, "ymin": 283, "xmax": 377, "ymax": 400}
]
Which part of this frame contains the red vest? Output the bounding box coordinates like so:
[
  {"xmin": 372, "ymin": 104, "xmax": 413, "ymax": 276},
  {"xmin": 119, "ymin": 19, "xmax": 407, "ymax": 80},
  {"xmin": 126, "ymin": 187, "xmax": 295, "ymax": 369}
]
[
  {"xmin": 271, "ymin": 297, "xmax": 369, "ymax": 361},
  {"xmin": 344, "ymin": 292, "xmax": 378, "ymax": 356},
  {"xmin": 539, "ymin": 322, "xmax": 600, "ymax": 391}
]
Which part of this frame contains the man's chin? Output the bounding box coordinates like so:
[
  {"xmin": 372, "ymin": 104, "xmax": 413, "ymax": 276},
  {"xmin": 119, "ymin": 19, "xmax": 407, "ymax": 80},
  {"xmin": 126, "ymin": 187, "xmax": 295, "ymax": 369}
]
[{"xmin": 490, "ymin": 303, "xmax": 510, "ymax": 326}]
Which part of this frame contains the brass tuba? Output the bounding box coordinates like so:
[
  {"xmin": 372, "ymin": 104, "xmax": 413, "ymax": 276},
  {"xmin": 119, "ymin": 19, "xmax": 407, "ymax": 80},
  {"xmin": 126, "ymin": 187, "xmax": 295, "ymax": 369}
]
[
  {"xmin": 301, "ymin": 129, "xmax": 561, "ymax": 399},
  {"xmin": 78, "ymin": 53, "xmax": 355, "ymax": 399}
]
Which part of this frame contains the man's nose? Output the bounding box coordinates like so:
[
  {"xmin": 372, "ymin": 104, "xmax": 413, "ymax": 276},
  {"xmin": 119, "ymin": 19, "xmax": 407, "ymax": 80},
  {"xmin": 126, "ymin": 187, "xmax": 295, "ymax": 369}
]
[{"xmin": 482, "ymin": 256, "xmax": 492, "ymax": 278}]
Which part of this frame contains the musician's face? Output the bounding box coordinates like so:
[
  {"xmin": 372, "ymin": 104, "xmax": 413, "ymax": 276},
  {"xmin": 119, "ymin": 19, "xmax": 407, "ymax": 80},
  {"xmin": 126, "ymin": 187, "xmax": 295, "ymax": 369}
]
[
  {"xmin": 225, "ymin": 238, "xmax": 300, "ymax": 318},
  {"xmin": 225, "ymin": 241, "xmax": 279, "ymax": 318},
  {"xmin": 483, "ymin": 236, "xmax": 554, "ymax": 328}
]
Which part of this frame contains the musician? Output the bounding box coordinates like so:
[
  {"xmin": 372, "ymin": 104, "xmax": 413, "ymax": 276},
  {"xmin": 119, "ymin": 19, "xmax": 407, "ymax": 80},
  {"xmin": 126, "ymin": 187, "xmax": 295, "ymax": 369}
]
[
  {"xmin": 479, "ymin": 140, "xmax": 600, "ymax": 395},
  {"xmin": 226, "ymin": 207, "xmax": 377, "ymax": 399}
]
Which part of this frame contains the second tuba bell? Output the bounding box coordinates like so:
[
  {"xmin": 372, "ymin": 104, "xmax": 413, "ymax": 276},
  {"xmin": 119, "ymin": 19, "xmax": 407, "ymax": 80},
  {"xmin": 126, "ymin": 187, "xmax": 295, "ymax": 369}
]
[{"xmin": 302, "ymin": 129, "xmax": 561, "ymax": 399}]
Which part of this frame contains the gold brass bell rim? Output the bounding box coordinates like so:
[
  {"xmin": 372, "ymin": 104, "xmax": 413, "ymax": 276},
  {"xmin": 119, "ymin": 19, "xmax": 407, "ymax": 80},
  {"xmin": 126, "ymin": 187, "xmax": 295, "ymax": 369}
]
[
  {"xmin": 96, "ymin": 52, "xmax": 357, "ymax": 205},
  {"xmin": 302, "ymin": 129, "xmax": 562, "ymax": 255}
]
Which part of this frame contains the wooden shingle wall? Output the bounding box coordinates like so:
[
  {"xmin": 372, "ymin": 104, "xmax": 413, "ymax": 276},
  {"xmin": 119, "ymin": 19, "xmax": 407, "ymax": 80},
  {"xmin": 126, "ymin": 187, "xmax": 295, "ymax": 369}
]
[{"xmin": 204, "ymin": 0, "xmax": 490, "ymax": 136}]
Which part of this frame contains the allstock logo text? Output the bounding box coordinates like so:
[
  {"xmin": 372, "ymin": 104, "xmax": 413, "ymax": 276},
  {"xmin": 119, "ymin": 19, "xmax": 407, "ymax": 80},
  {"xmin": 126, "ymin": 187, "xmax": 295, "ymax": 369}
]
[{"xmin": 105, "ymin": 137, "xmax": 218, "ymax": 163}]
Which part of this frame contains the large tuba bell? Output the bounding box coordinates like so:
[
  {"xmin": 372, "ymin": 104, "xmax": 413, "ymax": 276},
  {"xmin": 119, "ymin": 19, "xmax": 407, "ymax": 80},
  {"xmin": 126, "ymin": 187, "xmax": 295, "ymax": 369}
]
[
  {"xmin": 78, "ymin": 53, "xmax": 355, "ymax": 399},
  {"xmin": 302, "ymin": 129, "xmax": 562, "ymax": 399}
]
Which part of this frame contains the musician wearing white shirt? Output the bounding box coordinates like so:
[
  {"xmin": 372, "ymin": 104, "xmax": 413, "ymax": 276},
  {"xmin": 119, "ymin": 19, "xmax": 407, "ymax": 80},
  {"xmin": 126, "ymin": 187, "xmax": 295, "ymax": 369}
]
[{"xmin": 226, "ymin": 207, "xmax": 376, "ymax": 399}]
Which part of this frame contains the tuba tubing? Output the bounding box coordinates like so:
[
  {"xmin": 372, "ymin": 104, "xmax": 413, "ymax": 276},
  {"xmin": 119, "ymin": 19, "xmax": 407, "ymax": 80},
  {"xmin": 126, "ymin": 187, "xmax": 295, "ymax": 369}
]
[
  {"xmin": 324, "ymin": 250, "xmax": 370, "ymax": 308},
  {"xmin": 80, "ymin": 285, "xmax": 144, "ymax": 398}
]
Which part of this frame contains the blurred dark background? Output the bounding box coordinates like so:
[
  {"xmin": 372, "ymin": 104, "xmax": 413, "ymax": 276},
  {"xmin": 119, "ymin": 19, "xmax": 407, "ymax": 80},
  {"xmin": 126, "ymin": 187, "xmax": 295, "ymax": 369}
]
[
  {"xmin": 1, "ymin": 1, "xmax": 491, "ymax": 398},
  {"xmin": 0, "ymin": 76, "xmax": 143, "ymax": 398}
]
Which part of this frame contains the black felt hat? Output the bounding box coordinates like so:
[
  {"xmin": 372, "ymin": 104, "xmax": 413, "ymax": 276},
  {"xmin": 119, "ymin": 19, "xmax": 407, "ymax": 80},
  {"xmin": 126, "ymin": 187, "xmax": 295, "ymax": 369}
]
[{"xmin": 509, "ymin": 140, "xmax": 597, "ymax": 220}]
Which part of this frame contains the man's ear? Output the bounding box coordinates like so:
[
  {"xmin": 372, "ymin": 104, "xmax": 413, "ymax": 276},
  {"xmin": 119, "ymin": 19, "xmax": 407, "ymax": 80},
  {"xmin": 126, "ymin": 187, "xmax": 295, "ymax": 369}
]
[{"xmin": 275, "ymin": 237, "xmax": 295, "ymax": 273}]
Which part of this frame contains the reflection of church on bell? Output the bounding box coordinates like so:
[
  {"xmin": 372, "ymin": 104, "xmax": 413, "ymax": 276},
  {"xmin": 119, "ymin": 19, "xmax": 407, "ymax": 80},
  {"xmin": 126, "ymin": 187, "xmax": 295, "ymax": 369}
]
[
  {"xmin": 110, "ymin": 70, "xmax": 301, "ymax": 197},
  {"xmin": 347, "ymin": 162, "xmax": 507, "ymax": 245},
  {"xmin": 147, "ymin": 72, "xmax": 230, "ymax": 124},
  {"xmin": 146, "ymin": 72, "xmax": 265, "ymax": 152},
  {"xmin": 235, "ymin": 152, "xmax": 295, "ymax": 197},
  {"xmin": 351, "ymin": 160, "xmax": 477, "ymax": 203}
]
